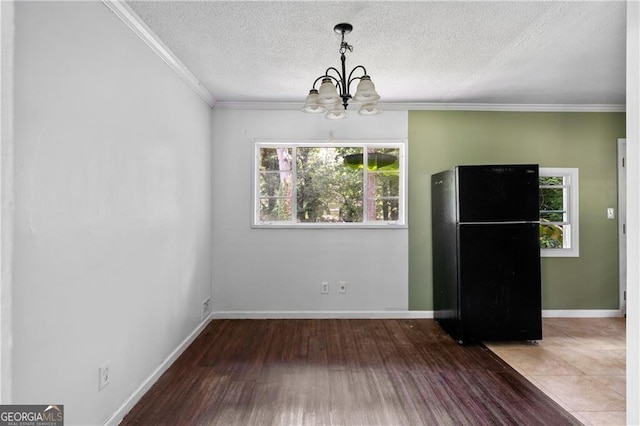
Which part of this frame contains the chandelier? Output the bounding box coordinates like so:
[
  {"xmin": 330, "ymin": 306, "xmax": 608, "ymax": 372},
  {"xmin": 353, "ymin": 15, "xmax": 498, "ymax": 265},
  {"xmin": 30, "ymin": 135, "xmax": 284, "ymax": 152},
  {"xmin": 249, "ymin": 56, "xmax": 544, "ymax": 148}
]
[{"xmin": 302, "ymin": 23, "xmax": 381, "ymax": 120}]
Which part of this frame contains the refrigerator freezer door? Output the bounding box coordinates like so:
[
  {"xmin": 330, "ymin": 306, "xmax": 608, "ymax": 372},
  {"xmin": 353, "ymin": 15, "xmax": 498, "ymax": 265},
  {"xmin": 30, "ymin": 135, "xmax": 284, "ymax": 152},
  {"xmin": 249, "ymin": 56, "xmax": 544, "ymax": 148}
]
[
  {"xmin": 458, "ymin": 222, "xmax": 542, "ymax": 342},
  {"xmin": 457, "ymin": 165, "xmax": 539, "ymax": 223}
]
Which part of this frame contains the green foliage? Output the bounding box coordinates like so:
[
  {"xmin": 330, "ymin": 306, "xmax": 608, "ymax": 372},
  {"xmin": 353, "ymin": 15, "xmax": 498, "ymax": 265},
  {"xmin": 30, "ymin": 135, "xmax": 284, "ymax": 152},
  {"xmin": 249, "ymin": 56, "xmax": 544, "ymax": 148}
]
[
  {"xmin": 540, "ymin": 223, "xmax": 563, "ymax": 248},
  {"xmin": 259, "ymin": 146, "xmax": 400, "ymax": 223},
  {"xmin": 294, "ymin": 147, "xmax": 365, "ymax": 222},
  {"xmin": 539, "ymin": 176, "xmax": 565, "ymax": 248}
]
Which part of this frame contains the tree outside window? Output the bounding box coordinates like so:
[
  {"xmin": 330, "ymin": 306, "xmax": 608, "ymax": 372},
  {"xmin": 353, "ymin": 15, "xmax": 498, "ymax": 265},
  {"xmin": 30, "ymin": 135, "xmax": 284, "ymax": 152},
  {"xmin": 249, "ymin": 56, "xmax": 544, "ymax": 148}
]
[
  {"xmin": 255, "ymin": 142, "xmax": 405, "ymax": 227},
  {"xmin": 539, "ymin": 168, "xmax": 579, "ymax": 257}
]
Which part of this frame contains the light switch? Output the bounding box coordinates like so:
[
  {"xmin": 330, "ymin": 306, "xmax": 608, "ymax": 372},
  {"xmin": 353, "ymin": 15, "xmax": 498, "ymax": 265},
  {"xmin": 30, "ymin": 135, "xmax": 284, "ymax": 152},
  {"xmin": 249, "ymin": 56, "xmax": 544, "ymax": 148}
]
[{"xmin": 607, "ymin": 208, "xmax": 615, "ymax": 219}]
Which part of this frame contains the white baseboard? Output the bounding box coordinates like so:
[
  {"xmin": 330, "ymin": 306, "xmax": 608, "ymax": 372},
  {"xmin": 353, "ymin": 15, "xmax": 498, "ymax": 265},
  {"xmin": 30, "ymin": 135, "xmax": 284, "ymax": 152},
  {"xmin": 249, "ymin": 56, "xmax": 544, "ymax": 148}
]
[
  {"xmin": 212, "ymin": 310, "xmax": 434, "ymax": 319},
  {"xmin": 542, "ymin": 309, "xmax": 623, "ymax": 318},
  {"xmin": 212, "ymin": 310, "xmax": 623, "ymax": 319},
  {"xmin": 104, "ymin": 314, "xmax": 212, "ymax": 426}
]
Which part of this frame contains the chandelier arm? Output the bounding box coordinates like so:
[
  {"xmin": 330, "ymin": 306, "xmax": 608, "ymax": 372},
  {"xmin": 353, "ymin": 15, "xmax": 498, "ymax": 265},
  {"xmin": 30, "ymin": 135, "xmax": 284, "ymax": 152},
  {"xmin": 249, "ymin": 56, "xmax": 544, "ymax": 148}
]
[
  {"xmin": 312, "ymin": 75, "xmax": 332, "ymax": 89},
  {"xmin": 323, "ymin": 67, "xmax": 344, "ymax": 82},
  {"xmin": 313, "ymin": 73, "xmax": 341, "ymax": 89},
  {"xmin": 347, "ymin": 65, "xmax": 369, "ymax": 87},
  {"xmin": 323, "ymin": 67, "xmax": 350, "ymax": 108}
]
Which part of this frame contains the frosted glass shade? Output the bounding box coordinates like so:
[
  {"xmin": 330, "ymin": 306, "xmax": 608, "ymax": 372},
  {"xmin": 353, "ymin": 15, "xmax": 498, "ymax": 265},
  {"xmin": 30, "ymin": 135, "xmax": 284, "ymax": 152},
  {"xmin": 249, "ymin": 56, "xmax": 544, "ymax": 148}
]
[
  {"xmin": 318, "ymin": 78, "xmax": 341, "ymax": 105},
  {"xmin": 325, "ymin": 102, "xmax": 347, "ymax": 120},
  {"xmin": 353, "ymin": 76, "xmax": 380, "ymax": 102},
  {"xmin": 302, "ymin": 89, "xmax": 326, "ymax": 113},
  {"xmin": 358, "ymin": 102, "xmax": 382, "ymax": 116}
]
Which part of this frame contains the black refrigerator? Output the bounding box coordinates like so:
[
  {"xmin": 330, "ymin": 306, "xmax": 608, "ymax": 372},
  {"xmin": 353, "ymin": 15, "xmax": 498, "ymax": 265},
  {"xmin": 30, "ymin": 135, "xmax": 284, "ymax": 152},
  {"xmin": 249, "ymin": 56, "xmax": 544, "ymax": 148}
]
[{"xmin": 431, "ymin": 164, "xmax": 542, "ymax": 344}]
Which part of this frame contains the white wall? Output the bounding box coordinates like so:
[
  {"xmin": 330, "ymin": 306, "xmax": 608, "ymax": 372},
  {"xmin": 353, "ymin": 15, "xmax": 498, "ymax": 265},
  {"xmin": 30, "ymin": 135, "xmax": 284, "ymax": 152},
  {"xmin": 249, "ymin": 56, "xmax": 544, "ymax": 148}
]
[
  {"xmin": 211, "ymin": 109, "xmax": 408, "ymax": 315},
  {"xmin": 11, "ymin": 2, "xmax": 211, "ymax": 424}
]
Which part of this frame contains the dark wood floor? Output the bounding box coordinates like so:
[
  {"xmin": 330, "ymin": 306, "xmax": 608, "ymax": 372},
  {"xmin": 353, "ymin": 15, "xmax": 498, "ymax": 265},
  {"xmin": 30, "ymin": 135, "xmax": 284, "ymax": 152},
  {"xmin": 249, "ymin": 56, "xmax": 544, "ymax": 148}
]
[{"xmin": 121, "ymin": 319, "xmax": 580, "ymax": 425}]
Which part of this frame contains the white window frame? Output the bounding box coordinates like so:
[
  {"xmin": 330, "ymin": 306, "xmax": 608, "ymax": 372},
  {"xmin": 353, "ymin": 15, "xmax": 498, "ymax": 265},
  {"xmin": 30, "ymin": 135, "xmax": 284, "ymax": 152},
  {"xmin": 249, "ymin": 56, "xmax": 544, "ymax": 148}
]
[
  {"xmin": 540, "ymin": 167, "xmax": 579, "ymax": 257},
  {"xmin": 253, "ymin": 140, "xmax": 407, "ymax": 228}
]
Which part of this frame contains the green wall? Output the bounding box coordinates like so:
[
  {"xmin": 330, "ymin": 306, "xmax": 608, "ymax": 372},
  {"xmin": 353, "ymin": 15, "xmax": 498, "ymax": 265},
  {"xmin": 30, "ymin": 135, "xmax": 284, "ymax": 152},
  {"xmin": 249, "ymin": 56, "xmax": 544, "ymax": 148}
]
[{"xmin": 408, "ymin": 111, "xmax": 626, "ymax": 311}]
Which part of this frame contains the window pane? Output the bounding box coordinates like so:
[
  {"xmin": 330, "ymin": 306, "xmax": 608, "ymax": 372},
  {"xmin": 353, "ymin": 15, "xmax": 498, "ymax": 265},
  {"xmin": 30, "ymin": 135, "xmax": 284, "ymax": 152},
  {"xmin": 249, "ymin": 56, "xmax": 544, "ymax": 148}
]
[
  {"xmin": 259, "ymin": 147, "xmax": 293, "ymax": 222},
  {"xmin": 337, "ymin": 199, "xmax": 363, "ymax": 222},
  {"xmin": 295, "ymin": 147, "xmax": 364, "ymax": 223},
  {"xmin": 368, "ymin": 198, "xmax": 399, "ymax": 221},
  {"xmin": 259, "ymin": 198, "xmax": 291, "ymax": 222},
  {"xmin": 368, "ymin": 148, "xmax": 399, "ymax": 171},
  {"xmin": 540, "ymin": 176, "xmax": 563, "ymax": 186},
  {"xmin": 363, "ymin": 149, "xmax": 400, "ymax": 221},
  {"xmin": 540, "ymin": 224, "xmax": 564, "ymax": 248},
  {"xmin": 540, "ymin": 210, "xmax": 566, "ymax": 222},
  {"xmin": 259, "ymin": 171, "xmax": 292, "ymax": 197},
  {"xmin": 539, "ymin": 187, "xmax": 564, "ymax": 219},
  {"xmin": 539, "ymin": 174, "xmax": 567, "ymax": 247},
  {"xmin": 372, "ymin": 172, "xmax": 400, "ymax": 197},
  {"xmin": 260, "ymin": 148, "xmax": 292, "ymax": 171},
  {"xmin": 338, "ymin": 148, "xmax": 365, "ymax": 222}
]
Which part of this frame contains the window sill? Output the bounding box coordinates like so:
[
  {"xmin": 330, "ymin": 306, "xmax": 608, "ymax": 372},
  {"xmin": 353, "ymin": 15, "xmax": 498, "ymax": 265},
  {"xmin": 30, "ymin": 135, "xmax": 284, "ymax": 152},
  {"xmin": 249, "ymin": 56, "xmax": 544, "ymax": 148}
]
[
  {"xmin": 252, "ymin": 223, "xmax": 408, "ymax": 229},
  {"xmin": 541, "ymin": 248, "xmax": 580, "ymax": 258}
]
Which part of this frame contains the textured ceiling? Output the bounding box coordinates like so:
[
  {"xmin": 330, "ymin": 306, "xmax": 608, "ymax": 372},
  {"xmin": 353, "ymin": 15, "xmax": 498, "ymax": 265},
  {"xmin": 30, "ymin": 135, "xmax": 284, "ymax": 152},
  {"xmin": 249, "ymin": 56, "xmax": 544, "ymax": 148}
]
[{"xmin": 126, "ymin": 1, "xmax": 626, "ymax": 106}]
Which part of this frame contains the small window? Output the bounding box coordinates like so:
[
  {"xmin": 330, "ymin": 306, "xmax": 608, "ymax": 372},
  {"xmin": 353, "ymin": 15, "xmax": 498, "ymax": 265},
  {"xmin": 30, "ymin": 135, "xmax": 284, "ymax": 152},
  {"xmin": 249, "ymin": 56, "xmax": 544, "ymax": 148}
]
[
  {"xmin": 539, "ymin": 168, "xmax": 579, "ymax": 257},
  {"xmin": 254, "ymin": 141, "xmax": 406, "ymax": 227}
]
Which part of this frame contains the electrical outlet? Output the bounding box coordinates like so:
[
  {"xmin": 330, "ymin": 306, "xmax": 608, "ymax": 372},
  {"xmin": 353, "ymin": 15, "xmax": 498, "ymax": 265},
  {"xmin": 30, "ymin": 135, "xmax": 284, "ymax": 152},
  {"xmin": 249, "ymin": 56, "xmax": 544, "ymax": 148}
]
[
  {"xmin": 339, "ymin": 281, "xmax": 347, "ymax": 294},
  {"xmin": 98, "ymin": 362, "xmax": 110, "ymax": 391},
  {"xmin": 321, "ymin": 282, "xmax": 329, "ymax": 294},
  {"xmin": 202, "ymin": 297, "xmax": 212, "ymax": 321}
]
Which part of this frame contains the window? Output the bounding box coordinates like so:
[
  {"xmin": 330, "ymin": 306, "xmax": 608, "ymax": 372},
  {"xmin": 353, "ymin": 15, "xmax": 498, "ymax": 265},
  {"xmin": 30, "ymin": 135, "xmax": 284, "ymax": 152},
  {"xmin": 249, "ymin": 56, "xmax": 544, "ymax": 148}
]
[
  {"xmin": 254, "ymin": 141, "xmax": 406, "ymax": 227},
  {"xmin": 539, "ymin": 168, "xmax": 579, "ymax": 257}
]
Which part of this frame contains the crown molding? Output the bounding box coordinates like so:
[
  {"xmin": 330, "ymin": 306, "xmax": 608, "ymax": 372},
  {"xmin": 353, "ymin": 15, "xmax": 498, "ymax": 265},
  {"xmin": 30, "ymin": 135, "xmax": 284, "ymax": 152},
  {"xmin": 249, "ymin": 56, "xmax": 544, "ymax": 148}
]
[
  {"xmin": 214, "ymin": 101, "xmax": 303, "ymax": 111},
  {"xmin": 214, "ymin": 101, "xmax": 626, "ymax": 113},
  {"xmin": 396, "ymin": 103, "xmax": 626, "ymax": 112},
  {"xmin": 101, "ymin": 0, "xmax": 216, "ymax": 108},
  {"xmin": 387, "ymin": 102, "xmax": 626, "ymax": 112}
]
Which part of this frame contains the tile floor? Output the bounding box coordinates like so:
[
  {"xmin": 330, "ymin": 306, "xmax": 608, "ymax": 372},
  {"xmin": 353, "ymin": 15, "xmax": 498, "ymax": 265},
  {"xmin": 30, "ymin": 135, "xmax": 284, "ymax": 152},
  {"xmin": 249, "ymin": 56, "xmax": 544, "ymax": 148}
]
[{"xmin": 485, "ymin": 317, "xmax": 626, "ymax": 426}]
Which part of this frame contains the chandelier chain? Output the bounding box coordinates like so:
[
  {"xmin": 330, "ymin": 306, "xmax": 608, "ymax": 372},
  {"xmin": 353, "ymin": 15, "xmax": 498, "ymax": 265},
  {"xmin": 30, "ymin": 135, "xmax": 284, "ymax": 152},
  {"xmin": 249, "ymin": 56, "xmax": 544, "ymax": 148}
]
[{"xmin": 339, "ymin": 30, "xmax": 353, "ymax": 55}]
